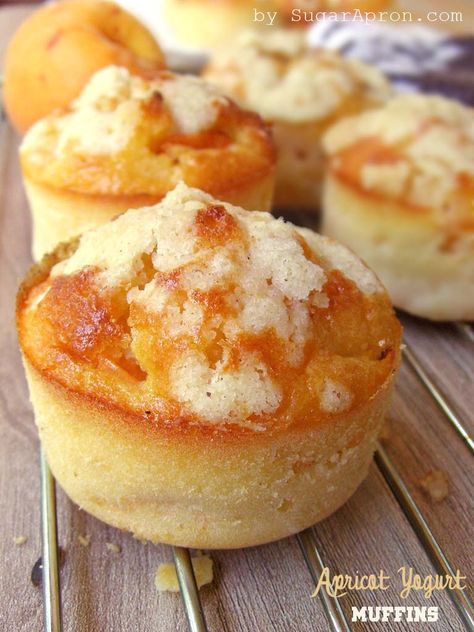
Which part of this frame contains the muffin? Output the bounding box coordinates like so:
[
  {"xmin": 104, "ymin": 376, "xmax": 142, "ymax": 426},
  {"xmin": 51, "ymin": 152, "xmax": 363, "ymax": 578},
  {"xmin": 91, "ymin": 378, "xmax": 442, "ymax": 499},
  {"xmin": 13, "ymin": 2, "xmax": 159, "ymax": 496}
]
[
  {"xmin": 322, "ymin": 94, "xmax": 474, "ymax": 321},
  {"xmin": 17, "ymin": 183, "xmax": 401, "ymax": 549},
  {"xmin": 163, "ymin": 0, "xmax": 280, "ymax": 51},
  {"xmin": 4, "ymin": 0, "xmax": 165, "ymax": 134},
  {"xmin": 20, "ymin": 65, "xmax": 276, "ymax": 261},
  {"xmin": 204, "ymin": 29, "xmax": 391, "ymax": 211}
]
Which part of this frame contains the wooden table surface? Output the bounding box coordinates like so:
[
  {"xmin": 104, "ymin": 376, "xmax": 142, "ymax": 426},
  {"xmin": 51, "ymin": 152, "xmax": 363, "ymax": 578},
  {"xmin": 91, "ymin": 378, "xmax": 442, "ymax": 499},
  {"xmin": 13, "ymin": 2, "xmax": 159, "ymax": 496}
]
[{"xmin": 0, "ymin": 5, "xmax": 473, "ymax": 632}]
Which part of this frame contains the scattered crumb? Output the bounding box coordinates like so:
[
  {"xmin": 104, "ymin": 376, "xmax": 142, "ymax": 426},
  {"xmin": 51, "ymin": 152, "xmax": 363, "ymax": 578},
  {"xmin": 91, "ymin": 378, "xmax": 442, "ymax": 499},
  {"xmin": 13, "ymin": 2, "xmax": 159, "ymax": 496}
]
[
  {"xmin": 155, "ymin": 555, "xmax": 213, "ymax": 593},
  {"xmin": 420, "ymin": 470, "xmax": 449, "ymax": 502},
  {"xmin": 59, "ymin": 547, "xmax": 66, "ymax": 566},
  {"xmin": 78, "ymin": 534, "xmax": 91, "ymax": 547},
  {"xmin": 379, "ymin": 418, "xmax": 391, "ymax": 442},
  {"xmin": 13, "ymin": 535, "xmax": 27, "ymax": 546},
  {"xmin": 106, "ymin": 542, "xmax": 121, "ymax": 554}
]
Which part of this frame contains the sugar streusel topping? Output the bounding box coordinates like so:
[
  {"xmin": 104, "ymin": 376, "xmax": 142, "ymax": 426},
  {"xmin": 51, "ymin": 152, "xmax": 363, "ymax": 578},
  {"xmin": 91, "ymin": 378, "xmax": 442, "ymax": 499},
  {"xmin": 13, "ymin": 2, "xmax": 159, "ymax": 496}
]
[
  {"xmin": 21, "ymin": 66, "xmax": 227, "ymax": 159},
  {"xmin": 324, "ymin": 94, "xmax": 474, "ymax": 215},
  {"xmin": 320, "ymin": 378, "xmax": 354, "ymax": 414},
  {"xmin": 37, "ymin": 184, "xmax": 381, "ymax": 425},
  {"xmin": 204, "ymin": 29, "xmax": 391, "ymax": 123}
]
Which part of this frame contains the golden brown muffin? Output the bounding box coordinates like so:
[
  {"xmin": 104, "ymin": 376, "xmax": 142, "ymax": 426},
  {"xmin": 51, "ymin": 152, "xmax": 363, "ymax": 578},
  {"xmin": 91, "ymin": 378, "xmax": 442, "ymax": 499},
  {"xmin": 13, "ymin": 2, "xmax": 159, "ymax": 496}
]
[
  {"xmin": 3, "ymin": 0, "xmax": 165, "ymax": 134},
  {"xmin": 204, "ymin": 29, "xmax": 391, "ymax": 211},
  {"xmin": 322, "ymin": 94, "xmax": 474, "ymax": 321},
  {"xmin": 277, "ymin": 0, "xmax": 394, "ymax": 26},
  {"xmin": 17, "ymin": 183, "xmax": 401, "ymax": 549},
  {"xmin": 20, "ymin": 65, "xmax": 276, "ymax": 260},
  {"xmin": 163, "ymin": 0, "xmax": 280, "ymax": 51}
]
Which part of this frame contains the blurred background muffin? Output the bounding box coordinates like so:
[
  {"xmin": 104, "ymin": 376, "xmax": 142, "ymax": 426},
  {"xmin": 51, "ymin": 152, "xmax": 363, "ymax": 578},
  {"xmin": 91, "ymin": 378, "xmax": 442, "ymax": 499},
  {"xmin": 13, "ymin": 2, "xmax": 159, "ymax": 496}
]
[
  {"xmin": 20, "ymin": 65, "xmax": 276, "ymax": 259},
  {"xmin": 163, "ymin": 0, "xmax": 281, "ymax": 51},
  {"xmin": 322, "ymin": 93, "xmax": 474, "ymax": 321},
  {"xmin": 204, "ymin": 29, "xmax": 391, "ymax": 212}
]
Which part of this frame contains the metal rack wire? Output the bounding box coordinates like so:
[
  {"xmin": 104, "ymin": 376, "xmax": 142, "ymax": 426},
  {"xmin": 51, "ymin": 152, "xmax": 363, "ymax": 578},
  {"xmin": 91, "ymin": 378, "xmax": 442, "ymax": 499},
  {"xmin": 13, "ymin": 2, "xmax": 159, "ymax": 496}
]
[{"xmin": 38, "ymin": 323, "xmax": 474, "ymax": 632}]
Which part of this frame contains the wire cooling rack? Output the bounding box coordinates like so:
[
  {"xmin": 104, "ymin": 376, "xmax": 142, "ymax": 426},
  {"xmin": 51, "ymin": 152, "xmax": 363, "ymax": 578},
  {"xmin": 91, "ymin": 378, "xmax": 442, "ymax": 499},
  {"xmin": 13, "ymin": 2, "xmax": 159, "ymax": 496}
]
[{"xmin": 38, "ymin": 327, "xmax": 474, "ymax": 632}]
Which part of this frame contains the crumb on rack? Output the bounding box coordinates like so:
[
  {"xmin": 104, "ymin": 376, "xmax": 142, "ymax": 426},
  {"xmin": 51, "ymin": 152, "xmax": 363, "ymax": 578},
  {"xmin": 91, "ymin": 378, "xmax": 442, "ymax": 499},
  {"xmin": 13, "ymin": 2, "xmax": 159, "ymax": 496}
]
[
  {"xmin": 420, "ymin": 469, "xmax": 449, "ymax": 502},
  {"xmin": 155, "ymin": 555, "xmax": 213, "ymax": 593},
  {"xmin": 13, "ymin": 535, "xmax": 27, "ymax": 546},
  {"xmin": 379, "ymin": 418, "xmax": 391, "ymax": 442},
  {"xmin": 106, "ymin": 542, "xmax": 121, "ymax": 554},
  {"xmin": 78, "ymin": 534, "xmax": 91, "ymax": 547}
]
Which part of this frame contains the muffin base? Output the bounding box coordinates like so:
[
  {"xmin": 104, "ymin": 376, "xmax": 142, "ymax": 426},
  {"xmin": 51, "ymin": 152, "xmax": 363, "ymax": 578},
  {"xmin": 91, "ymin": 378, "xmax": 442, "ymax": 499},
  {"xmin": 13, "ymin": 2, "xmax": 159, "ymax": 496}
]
[
  {"xmin": 24, "ymin": 358, "xmax": 393, "ymax": 549},
  {"xmin": 322, "ymin": 174, "xmax": 474, "ymax": 321},
  {"xmin": 273, "ymin": 121, "xmax": 325, "ymax": 213},
  {"xmin": 24, "ymin": 179, "xmax": 155, "ymax": 262},
  {"xmin": 25, "ymin": 175, "xmax": 275, "ymax": 261}
]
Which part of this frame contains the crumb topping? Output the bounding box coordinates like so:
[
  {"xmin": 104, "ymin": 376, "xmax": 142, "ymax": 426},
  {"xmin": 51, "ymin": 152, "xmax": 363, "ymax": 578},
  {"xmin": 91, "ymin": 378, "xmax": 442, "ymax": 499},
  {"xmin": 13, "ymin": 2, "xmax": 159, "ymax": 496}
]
[
  {"xmin": 320, "ymin": 378, "xmax": 353, "ymax": 413},
  {"xmin": 22, "ymin": 66, "xmax": 225, "ymax": 157},
  {"xmin": 324, "ymin": 94, "xmax": 474, "ymax": 224},
  {"xmin": 20, "ymin": 184, "xmax": 399, "ymax": 430},
  {"xmin": 298, "ymin": 228, "xmax": 382, "ymax": 295},
  {"xmin": 204, "ymin": 29, "xmax": 391, "ymax": 123}
]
